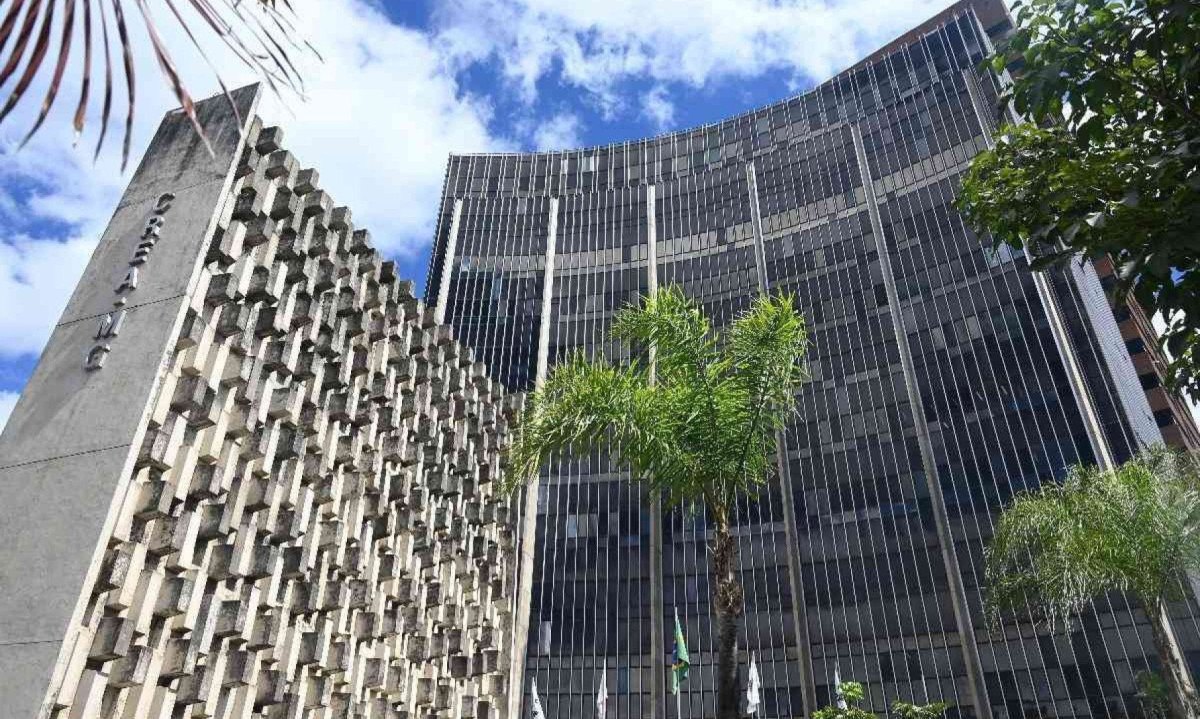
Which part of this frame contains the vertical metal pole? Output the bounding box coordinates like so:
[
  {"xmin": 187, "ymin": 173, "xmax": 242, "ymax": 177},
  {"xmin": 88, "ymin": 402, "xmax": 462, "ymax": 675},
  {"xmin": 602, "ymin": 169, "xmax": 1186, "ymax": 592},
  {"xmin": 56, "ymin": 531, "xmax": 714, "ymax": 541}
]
[
  {"xmin": 744, "ymin": 163, "xmax": 770, "ymax": 289},
  {"xmin": 744, "ymin": 159, "xmax": 817, "ymax": 715},
  {"xmin": 849, "ymin": 124, "xmax": 992, "ymax": 719},
  {"xmin": 433, "ymin": 198, "xmax": 464, "ymax": 325},
  {"xmin": 646, "ymin": 184, "xmax": 667, "ymax": 719},
  {"xmin": 508, "ymin": 197, "xmax": 559, "ymax": 719}
]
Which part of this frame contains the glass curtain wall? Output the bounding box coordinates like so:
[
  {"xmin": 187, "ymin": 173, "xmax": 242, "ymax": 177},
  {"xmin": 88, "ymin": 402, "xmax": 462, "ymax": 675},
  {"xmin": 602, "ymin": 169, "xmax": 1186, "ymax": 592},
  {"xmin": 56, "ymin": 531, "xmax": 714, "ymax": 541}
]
[{"xmin": 427, "ymin": 4, "xmax": 1200, "ymax": 717}]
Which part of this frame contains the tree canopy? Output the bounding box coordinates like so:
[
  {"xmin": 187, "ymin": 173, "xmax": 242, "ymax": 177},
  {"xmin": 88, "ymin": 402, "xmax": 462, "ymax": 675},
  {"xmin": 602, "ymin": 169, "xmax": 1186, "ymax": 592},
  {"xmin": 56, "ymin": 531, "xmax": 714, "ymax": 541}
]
[
  {"xmin": 986, "ymin": 447, "xmax": 1200, "ymax": 626},
  {"xmin": 956, "ymin": 0, "xmax": 1200, "ymax": 398},
  {"xmin": 504, "ymin": 285, "xmax": 809, "ymax": 513},
  {"xmin": 985, "ymin": 447, "xmax": 1200, "ymax": 715},
  {"xmin": 813, "ymin": 680, "xmax": 949, "ymax": 719}
]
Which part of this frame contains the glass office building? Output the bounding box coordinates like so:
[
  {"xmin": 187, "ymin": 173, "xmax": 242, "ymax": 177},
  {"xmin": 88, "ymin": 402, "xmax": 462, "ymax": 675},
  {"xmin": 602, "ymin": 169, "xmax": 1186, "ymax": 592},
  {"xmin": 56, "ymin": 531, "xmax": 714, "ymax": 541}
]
[{"xmin": 425, "ymin": 1, "xmax": 1200, "ymax": 717}]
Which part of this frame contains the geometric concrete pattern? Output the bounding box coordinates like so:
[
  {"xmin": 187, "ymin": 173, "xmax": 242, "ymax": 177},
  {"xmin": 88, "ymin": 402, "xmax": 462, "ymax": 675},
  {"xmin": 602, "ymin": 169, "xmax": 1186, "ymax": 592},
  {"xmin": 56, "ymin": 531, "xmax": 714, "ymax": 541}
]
[{"xmin": 2, "ymin": 93, "xmax": 517, "ymax": 719}]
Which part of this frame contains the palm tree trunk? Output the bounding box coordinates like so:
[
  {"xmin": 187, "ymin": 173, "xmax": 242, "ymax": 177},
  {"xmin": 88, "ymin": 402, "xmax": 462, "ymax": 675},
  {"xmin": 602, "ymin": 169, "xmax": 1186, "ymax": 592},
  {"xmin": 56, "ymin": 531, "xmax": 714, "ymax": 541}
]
[
  {"xmin": 1146, "ymin": 598, "xmax": 1200, "ymax": 719},
  {"xmin": 711, "ymin": 511, "xmax": 744, "ymax": 719}
]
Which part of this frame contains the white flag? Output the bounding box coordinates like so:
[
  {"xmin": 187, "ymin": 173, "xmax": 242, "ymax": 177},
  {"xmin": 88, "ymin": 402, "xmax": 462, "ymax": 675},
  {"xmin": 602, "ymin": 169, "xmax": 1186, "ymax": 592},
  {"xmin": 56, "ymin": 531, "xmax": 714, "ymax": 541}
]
[
  {"xmin": 834, "ymin": 665, "xmax": 847, "ymax": 709},
  {"xmin": 531, "ymin": 678, "xmax": 546, "ymax": 719},
  {"xmin": 746, "ymin": 653, "xmax": 762, "ymax": 716},
  {"xmin": 596, "ymin": 669, "xmax": 608, "ymax": 719}
]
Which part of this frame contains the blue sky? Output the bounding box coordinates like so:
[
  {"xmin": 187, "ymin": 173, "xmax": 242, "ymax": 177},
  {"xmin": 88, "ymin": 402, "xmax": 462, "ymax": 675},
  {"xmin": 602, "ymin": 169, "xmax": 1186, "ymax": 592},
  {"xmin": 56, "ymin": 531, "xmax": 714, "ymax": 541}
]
[{"xmin": 0, "ymin": 0, "xmax": 959, "ymax": 427}]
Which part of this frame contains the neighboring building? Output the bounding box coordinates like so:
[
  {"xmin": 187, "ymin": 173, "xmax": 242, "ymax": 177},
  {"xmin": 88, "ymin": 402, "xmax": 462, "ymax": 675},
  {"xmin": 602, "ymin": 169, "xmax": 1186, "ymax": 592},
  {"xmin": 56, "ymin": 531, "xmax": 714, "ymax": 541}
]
[
  {"xmin": 1091, "ymin": 256, "xmax": 1200, "ymax": 451},
  {"xmin": 0, "ymin": 87, "xmax": 517, "ymax": 719},
  {"xmin": 425, "ymin": 2, "xmax": 1200, "ymax": 719}
]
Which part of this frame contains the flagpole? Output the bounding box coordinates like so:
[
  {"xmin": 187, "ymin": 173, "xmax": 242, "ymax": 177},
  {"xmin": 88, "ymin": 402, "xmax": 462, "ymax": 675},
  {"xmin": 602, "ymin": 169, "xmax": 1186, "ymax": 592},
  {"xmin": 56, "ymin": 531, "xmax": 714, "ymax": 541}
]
[{"xmin": 672, "ymin": 604, "xmax": 690, "ymax": 719}]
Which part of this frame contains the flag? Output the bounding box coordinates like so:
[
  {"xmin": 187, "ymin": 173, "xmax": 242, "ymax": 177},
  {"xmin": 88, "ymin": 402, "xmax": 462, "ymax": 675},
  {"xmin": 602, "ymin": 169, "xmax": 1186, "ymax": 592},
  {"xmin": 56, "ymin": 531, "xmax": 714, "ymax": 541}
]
[
  {"xmin": 834, "ymin": 665, "xmax": 846, "ymax": 709},
  {"xmin": 531, "ymin": 677, "xmax": 546, "ymax": 719},
  {"xmin": 671, "ymin": 607, "xmax": 691, "ymax": 695},
  {"xmin": 746, "ymin": 652, "xmax": 761, "ymax": 716},
  {"xmin": 596, "ymin": 669, "xmax": 608, "ymax": 719}
]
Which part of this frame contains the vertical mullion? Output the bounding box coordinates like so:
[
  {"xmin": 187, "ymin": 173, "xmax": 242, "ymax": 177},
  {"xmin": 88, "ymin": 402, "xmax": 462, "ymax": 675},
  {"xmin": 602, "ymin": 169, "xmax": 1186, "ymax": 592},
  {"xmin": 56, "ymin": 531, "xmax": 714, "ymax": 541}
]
[{"xmin": 850, "ymin": 73, "xmax": 990, "ymax": 715}]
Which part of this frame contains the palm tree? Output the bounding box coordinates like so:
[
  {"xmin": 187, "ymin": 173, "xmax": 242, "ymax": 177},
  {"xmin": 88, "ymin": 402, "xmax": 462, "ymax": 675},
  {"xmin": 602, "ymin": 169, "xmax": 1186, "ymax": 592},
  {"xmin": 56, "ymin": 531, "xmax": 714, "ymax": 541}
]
[
  {"xmin": 504, "ymin": 286, "xmax": 809, "ymax": 719},
  {"xmin": 0, "ymin": 0, "xmax": 312, "ymax": 168},
  {"xmin": 986, "ymin": 447, "xmax": 1200, "ymax": 718}
]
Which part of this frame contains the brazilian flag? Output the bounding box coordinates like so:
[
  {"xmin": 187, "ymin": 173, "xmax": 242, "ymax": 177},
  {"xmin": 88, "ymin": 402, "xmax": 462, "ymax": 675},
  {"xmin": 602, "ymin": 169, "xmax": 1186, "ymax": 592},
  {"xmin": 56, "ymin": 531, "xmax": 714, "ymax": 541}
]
[{"xmin": 671, "ymin": 607, "xmax": 690, "ymax": 695}]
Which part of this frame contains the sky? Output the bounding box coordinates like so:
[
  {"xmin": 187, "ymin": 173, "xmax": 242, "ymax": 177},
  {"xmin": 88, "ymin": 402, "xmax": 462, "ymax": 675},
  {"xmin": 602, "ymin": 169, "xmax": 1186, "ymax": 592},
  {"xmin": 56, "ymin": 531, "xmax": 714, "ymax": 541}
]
[{"xmin": 0, "ymin": 0, "xmax": 960, "ymax": 430}]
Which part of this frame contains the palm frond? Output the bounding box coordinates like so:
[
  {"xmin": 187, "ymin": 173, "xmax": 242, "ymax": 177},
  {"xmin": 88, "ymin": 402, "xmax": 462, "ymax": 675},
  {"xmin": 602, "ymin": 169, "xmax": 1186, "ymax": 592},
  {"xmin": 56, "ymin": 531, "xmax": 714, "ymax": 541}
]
[
  {"xmin": 0, "ymin": 0, "xmax": 314, "ymax": 169},
  {"xmin": 505, "ymin": 286, "xmax": 810, "ymax": 514},
  {"xmin": 503, "ymin": 353, "xmax": 646, "ymax": 492},
  {"xmin": 724, "ymin": 292, "xmax": 808, "ymax": 481},
  {"xmin": 985, "ymin": 446, "xmax": 1200, "ymax": 628},
  {"xmin": 0, "ymin": 0, "xmax": 42, "ymax": 88},
  {"xmin": 0, "ymin": 0, "xmax": 55, "ymax": 127},
  {"xmin": 71, "ymin": 0, "xmax": 91, "ymax": 135},
  {"xmin": 17, "ymin": 0, "xmax": 72, "ymax": 145},
  {"xmin": 612, "ymin": 285, "xmax": 716, "ymax": 385},
  {"xmin": 0, "ymin": 1, "xmax": 31, "ymax": 59}
]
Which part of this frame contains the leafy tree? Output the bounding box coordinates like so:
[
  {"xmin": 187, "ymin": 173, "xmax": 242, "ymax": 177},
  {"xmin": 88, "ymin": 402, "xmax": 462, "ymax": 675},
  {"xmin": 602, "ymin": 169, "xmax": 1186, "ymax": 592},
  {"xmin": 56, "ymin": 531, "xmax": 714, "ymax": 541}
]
[
  {"xmin": 0, "ymin": 0, "xmax": 311, "ymax": 167},
  {"xmin": 814, "ymin": 682, "xmax": 876, "ymax": 719},
  {"xmin": 503, "ymin": 286, "xmax": 809, "ymax": 719},
  {"xmin": 813, "ymin": 680, "xmax": 949, "ymax": 719},
  {"xmin": 956, "ymin": 0, "xmax": 1200, "ymax": 399},
  {"xmin": 985, "ymin": 447, "xmax": 1200, "ymax": 718},
  {"xmin": 891, "ymin": 699, "xmax": 951, "ymax": 719},
  {"xmin": 1140, "ymin": 670, "xmax": 1174, "ymax": 719}
]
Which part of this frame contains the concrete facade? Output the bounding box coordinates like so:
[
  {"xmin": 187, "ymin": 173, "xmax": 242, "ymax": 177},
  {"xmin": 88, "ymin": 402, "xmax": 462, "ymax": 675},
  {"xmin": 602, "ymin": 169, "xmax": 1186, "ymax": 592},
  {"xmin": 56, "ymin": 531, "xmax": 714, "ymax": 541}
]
[{"xmin": 0, "ymin": 87, "xmax": 517, "ymax": 719}]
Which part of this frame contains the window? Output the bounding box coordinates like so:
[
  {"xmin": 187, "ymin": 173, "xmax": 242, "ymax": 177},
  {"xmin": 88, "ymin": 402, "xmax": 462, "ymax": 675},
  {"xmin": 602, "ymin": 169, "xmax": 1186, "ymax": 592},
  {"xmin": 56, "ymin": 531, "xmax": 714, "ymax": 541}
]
[
  {"xmin": 906, "ymin": 651, "xmax": 924, "ymax": 679},
  {"xmin": 1155, "ymin": 409, "xmax": 1175, "ymax": 428},
  {"xmin": 985, "ymin": 243, "xmax": 1016, "ymax": 267},
  {"xmin": 1126, "ymin": 337, "xmax": 1147, "ymax": 354},
  {"xmin": 964, "ymin": 314, "xmax": 983, "ymax": 341},
  {"xmin": 1140, "ymin": 373, "xmax": 1161, "ymax": 390},
  {"xmin": 538, "ymin": 620, "xmax": 552, "ymax": 655},
  {"xmin": 1038, "ymin": 635, "xmax": 1060, "ymax": 667},
  {"xmin": 566, "ymin": 513, "xmax": 595, "ymax": 538},
  {"xmin": 879, "ymin": 654, "xmax": 895, "ymax": 682}
]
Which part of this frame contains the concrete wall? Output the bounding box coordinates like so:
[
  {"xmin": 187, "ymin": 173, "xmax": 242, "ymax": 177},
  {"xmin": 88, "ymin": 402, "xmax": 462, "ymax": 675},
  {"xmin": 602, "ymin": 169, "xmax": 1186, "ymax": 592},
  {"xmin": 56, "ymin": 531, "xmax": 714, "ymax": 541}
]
[
  {"xmin": 0, "ymin": 86, "xmax": 260, "ymax": 719},
  {"xmin": 0, "ymin": 86, "xmax": 518, "ymax": 719}
]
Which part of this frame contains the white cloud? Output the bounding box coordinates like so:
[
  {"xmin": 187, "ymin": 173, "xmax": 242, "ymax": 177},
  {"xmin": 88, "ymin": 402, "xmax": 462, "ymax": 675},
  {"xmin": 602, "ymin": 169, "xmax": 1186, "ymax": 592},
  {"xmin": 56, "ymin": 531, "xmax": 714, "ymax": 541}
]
[
  {"xmin": 432, "ymin": 0, "xmax": 952, "ymax": 102},
  {"xmin": 0, "ymin": 234, "xmax": 96, "ymax": 358},
  {"xmin": 641, "ymin": 85, "xmax": 676, "ymax": 132},
  {"xmin": 0, "ymin": 391, "xmax": 15, "ymax": 433},
  {"xmin": 249, "ymin": 1, "xmax": 511, "ymax": 257},
  {"xmin": 531, "ymin": 113, "xmax": 583, "ymax": 151},
  {"xmin": 0, "ymin": 0, "xmax": 960, "ymax": 398},
  {"xmin": 0, "ymin": 133, "xmax": 127, "ymax": 359},
  {"xmin": 0, "ymin": 0, "xmax": 509, "ymax": 370}
]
